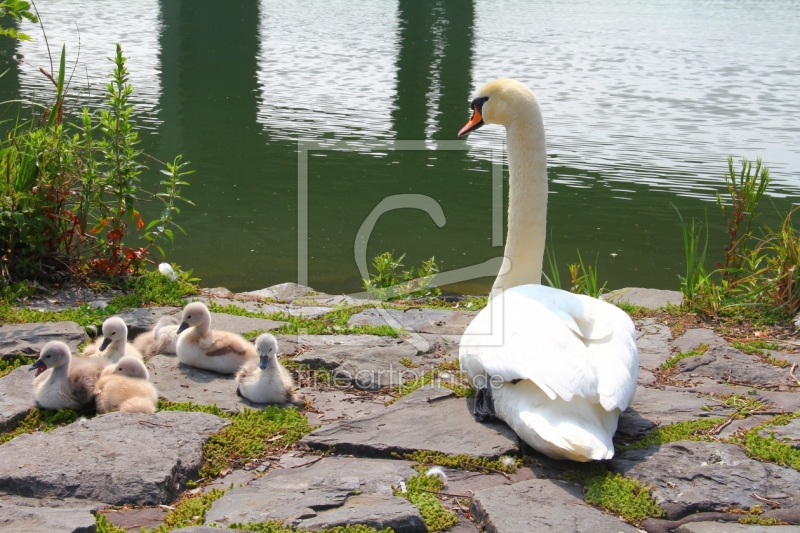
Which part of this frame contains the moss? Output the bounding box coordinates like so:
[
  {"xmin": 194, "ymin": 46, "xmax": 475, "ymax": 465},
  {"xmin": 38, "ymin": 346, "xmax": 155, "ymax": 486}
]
[
  {"xmin": 0, "ymin": 301, "xmax": 115, "ymax": 327},
  {"xmin": 737, "ymin": 515, "xmax": 786, "ymax": 525},
  {"xmin": 740, "ymin": 413, "xmax": 800, "ymax": 471},
  {"xmin": 398, "ymin": 357, "xmax": 418, "ymax": 368},
  {"xmin": 399, "ymin": 450, "xmax": 520, "ymax": 474},
  {"xmin": 392, "ymin": 361, "xmax": 475, "ymax": 401},
  {"xmin": 0, "ymin": 407, "xmax": 83, "ymax": 445},
  {"xmin": 393, "ymin": 472, "xmax": 459, "ymax": 532},
  {"xmin": 148, "ymin": 488, "xmax": 227, "ymax": 532},
  {"xmin": 731, "ymin": 340, "xmax": 779, "ymax": 356},
  {"xmin": 208, "ymin": 302, "xmax": 402, "ymax": 338},
  {"xmin": 95, "ymin": 514, "xmax": 126, "ymax": 533},
  {"xmin": 564, "ymin": 466, "xmax": 665, "ymax": 524},
  {"xmin": 619, "ymin": 418, "xmax": 723, "ymax": 451},
  {"xmin": 228, "ymin": 523, "xmax": 392, "ymax": 533},
  {"xmin": 157, "ymin": 400, "xmax": 314, "ymax": 479},
  {"xmin": 661, "ymin": 343, "xmax": 709, "ymax": 369},
  {"xmin": 0, "ymin": 354, "xmax": 33, "ymax": 378}
]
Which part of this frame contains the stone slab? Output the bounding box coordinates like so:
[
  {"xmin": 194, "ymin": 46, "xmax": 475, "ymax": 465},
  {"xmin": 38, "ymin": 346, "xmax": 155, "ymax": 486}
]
[
  {"xmin": 240, "ymin": 282, "xmax": 321, "ymax": 302},
  {"xmin": 208, "ymin": 298, "xmax": 331, "ymax": 319},
  {"xmin": 470, "ymin": 478, "xmax": 641, "ymax": 533},
  {"xmin": 0, "ymin": 411, "xmax": 229, "ymax": 505},
  {"xmin": 677, "ymin": 524, "xmax": 800, "ymax": 533},
  {"xmin": 297, "ymin": 387, "xmax": 391, "ymax": 425},
  {"xmin": 610, "ymin": 440, "xmax": 800, "ymax": 519},
  {"xmin": 294, "ymin": 344, "xmax": 436, "ymax": 390},
  {"xmin": 636, "ymin": 319, "xmax": 673, "ymax": 369},
  {"xmin": 204, "ymin": 457, "xmax": 425, "ymax": 532},
  {"xmin": 760, "ymin": 418, "xmax": 800, "ymax": 446},
  {"xmin": 148, "ymin": 355, "xmax": 295, "ymax": 412},
  {"xmin": 348, "ymin": 308, "xmax": 478, "ymax": 335},
  {"xmin": 672, "ymin": 329, "xmax": 726, "ymax": 353},
  {"xmin": 0, "ymin": 366, "xmax": 35, "ymax": 432},
  {"xmin": 0, "ymin": 495, "xmax": 103, "ymax": 533},
  {"xmin": 601, "ymin": 287, "xmax": 683, "ymax": 309},
  {"xmin": 0, "ymin": 321, "xmax": 88, "ymax": 359},
  {"xmin": 208, "ymin": 312, "xmax": 286, "ymax": 335},
  {"xmin": 617, "ymin": 387, "xmax": 730, "ymax": 437},
  {"xmin": 674, "ymin": 345, "xmax": 795, "ymax": 388},
  {"xmin": 277, "ymin": 334, "xmax": 401, "ymax": 354},
  {"xmin": 104, "ymin": 507, "xmax": 167, "ymax": 531},
  {"xmin": 301, "ymin": 386, "xmax": 520, "ymax": 459}
]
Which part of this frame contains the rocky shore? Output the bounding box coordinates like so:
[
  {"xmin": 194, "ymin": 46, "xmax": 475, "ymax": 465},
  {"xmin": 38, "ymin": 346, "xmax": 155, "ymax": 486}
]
[{"xmin": 1, "ymin": 283, "xmax": 800, "ymax": 532}]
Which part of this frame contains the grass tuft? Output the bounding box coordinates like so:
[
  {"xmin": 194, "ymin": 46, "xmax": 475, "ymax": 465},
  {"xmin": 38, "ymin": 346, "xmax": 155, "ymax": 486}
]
[
  {"xmin": 661, "ymin": 343, "xmax": 709, "ymax": 369},
  {"xmin": 393, "ymin": 472, "xmax": 459, "ymax": 532},
  {"xmin": 565, "ymin": 467, "xmax": 665, "ymax": 524},
  {"xmin": 400, "ymin": 450, "xmax": 520, "ymax": 474},
  {"xmin": 0, "ymin": 354, "xmax": 33, "ymax": 378},
  {"xmin": 392, "ymin": 361, "xmax": 474, "ymax": 400},
  {"xmin": 110, "ymin": 269, "xmax": 199, "ymax": 308},
  {"xmin": 740, "ymin": 413, "xmax": 800, "ymax": 471},
  {"xmin": 0, "ymin": 407, "xmax": 83, "ymax": 445},
  {"xmin": 157, "ymin": 400, "xmax": 314, "ymax": 479},
  {"xmin": 619, "ymin": 418, "xmax": 723, "ymax": 452}
]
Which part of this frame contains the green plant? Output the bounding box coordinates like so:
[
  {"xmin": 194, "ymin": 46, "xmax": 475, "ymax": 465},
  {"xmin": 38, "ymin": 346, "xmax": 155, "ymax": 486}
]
[
  {"xmin": 398, "ymin": 357, "xmax": 418, "ymax": 368},
  {"xmin": 392, "ymin": 361, "xmax": 474, "ymax": 400},
  {"xmin": 400, "ymin": 450, "xmax": 520, "ymax": 474},
  {"xmin": 740, "ymin": 413, "xmax": 800, "ymax": 471},
  {"xmin": 0, "ymin": 407, "xmax": 82, "ymax": 445},
  {"xmin": 618, "ymin": 418, "xmax": 722, "ymax": 451},
  {"xmin": 660, "ymin": 343, "xmax": 709, "ymax": 370},
  {"xmin": 731, "ymin": 340, "xmax": 779, "ymax": 356},
  {"xmin": 675, "ymin": 207, "xmax": 711, "ymax": 301},
  {"xmin": 0, "ymin": 353, "xmax": 33, "ymax": 377},
  {"xmin": 110, "ymin": 268, "xmax": 199, "ymax": 308},
  {"xmin": 0, "ymin": 0, "xmax": 37, "ymax": 40},
  {"xmin": 228, "ymin": 523, "xmax": 391, "ymax": 533},
  {"xmin": 568, "ymin": 250, "xmax": 607, "ymax": 298},
  {"xmin": 362, "ymin": 251, "xmax": 441, "ymax": 301},
  {"xmin": 543, "ymin": 233, "xmax": 562, "ymax": 289},
  {"xmin": 157, "ymin": 400, "xmax": 314, "ymax": 479},
  {"xmin": 95, "ymin": 514, "xmax": 126, "ymax": 533},
  {"xmin": 393, "ymin": 472, "xmax": 459, "ymax": 532},
  {"xmin": 583, "ymin": 472, "xmax": 665, "ymax": 523}
]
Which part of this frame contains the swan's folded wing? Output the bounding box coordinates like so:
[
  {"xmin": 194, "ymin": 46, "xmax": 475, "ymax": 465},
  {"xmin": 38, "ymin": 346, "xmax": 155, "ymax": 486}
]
[
  {"xmin": 206, "ymin": 338, "xmax": 248, "ymax": 357},
  {"xmin": 463, "ymin": 292, "xmax": 599, "ymax": 402}
]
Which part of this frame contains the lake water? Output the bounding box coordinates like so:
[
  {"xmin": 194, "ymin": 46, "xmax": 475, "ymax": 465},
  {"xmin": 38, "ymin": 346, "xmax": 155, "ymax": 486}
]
[{"xmin": 2, "ymin": 0, "xmax": 799, "ymax": 294}]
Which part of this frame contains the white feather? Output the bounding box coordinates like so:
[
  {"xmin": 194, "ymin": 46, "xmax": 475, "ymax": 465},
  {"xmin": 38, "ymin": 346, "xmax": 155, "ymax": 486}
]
[{"xmin": 425, "ymin": 466, "xmax": 448, "ymax": 488}]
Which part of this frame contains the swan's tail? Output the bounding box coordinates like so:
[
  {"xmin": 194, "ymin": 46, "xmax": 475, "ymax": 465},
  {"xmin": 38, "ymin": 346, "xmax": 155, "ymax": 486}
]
[
  {"xmin": 119, "ymin": 396, "xmax": 157, "ymax": 414},
  {"xmin": 495, "ymin": 381, "xmax": 619, "ymax": 462}
]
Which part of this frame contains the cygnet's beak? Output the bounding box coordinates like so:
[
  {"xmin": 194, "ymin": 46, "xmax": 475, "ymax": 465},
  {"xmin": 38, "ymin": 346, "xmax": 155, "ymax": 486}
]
[
  {"xmin": 29, "ymin": 359, "xmax": 47, "ymax": 377},
  {"xmin": 176, "ymin": 322, "xmax": 190, "ymax": 334},
  {"xmin": 99, "ymin": 337, "xmax": 112, "ymax": 351},
  {"xmin": 259, "ymin": 355, "xmax": 268, "ymax": 370},
  {"xmin": 458, "ymin": 105, "xmax": 484, "ymax": 137}
]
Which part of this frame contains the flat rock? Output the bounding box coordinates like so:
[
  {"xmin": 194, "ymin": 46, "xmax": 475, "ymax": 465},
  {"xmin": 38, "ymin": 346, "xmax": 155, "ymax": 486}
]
[
  {"xmin": 672, "ymin": 329, "xmax": 726, "ymax": 353},
  {"xmin": 636, "ymin": 319, "xmax": 673, "ymax": 369},
  {"xmin": 470, "ymin": 478, "xmax": 640, "ymax": 533},
  {"xmin": 674, "ymin": 345, "xmax": 795, "ymax": 388},
  {"xmin": 204, "ymin": 456, "xmax": 425, "ymax": 532},
  {"xmin": 103, "ymin": 507, "xmax": 167, "ymax": 531},
  {"xmin": 301, "ymin": 386, "xmax": 519, "ymax": 459},
  {"xmin": 240, "ymin": 282, "xmax": 321, "ymax": 302},
  {"xmin": 294, "ymin": 344, "xmax": 435, "ymax": 390},
  {"xmin": 348, "ymin": 308, "xmax": 478, "ymax": 335},
  {"xmin": 297, "ymin": 388, "xmax": 391, "ymax": 425},
  {"xmin": 617, "ymin": 387, "xmax": 729, "ymax": 437},
  {"xmin": 148, "ymin": 355, "xmax": 295, "ymax": 412},
  {"xmin": 115, "ymin": 307, "xmax": 181, "ymax": 338},
  {"xmin": 277, "ymin": 334, "xmax": 401, "ymax": 354},
  {"xmin": 0, "ymin": 321, "xmax": 88, "ymax": 360},
  {"xmin": 676, "ymin": 524, "xmax": 800, "ymax": 533},
  {"xmin": 610, "ymin": 440, "xmax": 800, "ymax": 519},
  {"xmin": 760, "ymin": 418, "xmax": 800, "ymax": 446},
  {"xmin": 0, "ymin": 411, "xmax": 229, "ymax": 505},
  {"xmin": 602, "ymin": 287, "xmax": 683, "ymax": 309},
  {"xmin": 205, "ymin": 298, "xmax": 331, "ymax": 319},
  {"xmin": 0, "ymin": 494, "xmax": 103, "ymax": 533},
  {"xmin": 0, "ymin": 366, "xmax": 35, "ymax": 432},
  {"xmin": 208, "ymin": 312, "xmax": 286, "ymax": 335}
]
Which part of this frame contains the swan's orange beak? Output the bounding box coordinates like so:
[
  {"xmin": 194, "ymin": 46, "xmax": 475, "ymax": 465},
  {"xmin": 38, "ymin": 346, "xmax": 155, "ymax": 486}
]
[{"xmin": 458, "ymin": 106, "xmax": 484, "ymax": 137}]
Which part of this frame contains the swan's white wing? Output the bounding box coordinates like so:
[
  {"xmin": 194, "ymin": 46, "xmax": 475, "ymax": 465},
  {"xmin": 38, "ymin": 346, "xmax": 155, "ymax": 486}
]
[
  {"xmin": 461, "ymin": 290, "xmax": 599, "ymax": 402},
  {"xmin": 460, "ymin": 285, "xmax": 638, "ymax": 411}
]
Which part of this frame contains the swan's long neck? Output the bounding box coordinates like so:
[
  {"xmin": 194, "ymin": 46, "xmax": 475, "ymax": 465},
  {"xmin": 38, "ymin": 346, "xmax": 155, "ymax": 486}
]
[{"xmin": 493, "ymin": 101, "xmax": 548, "ymax": 292}]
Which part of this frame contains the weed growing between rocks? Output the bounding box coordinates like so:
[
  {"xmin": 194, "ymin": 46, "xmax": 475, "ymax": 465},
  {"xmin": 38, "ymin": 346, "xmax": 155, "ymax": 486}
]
[
  {"xmin": 96, "ymin": 489, "xmax": 227, "ymax": 532},
  {"xmin": 0, "ymin": 354, "xmax": 33, "ymax": 377},
  {"xmin": 660, "ymin": 343, "xmax": 710, "ymax": 369},
  {"xmin": 108, "ymin": 269, "xmax": 200, "ymax": 308},
  {"xmin": 398, "ymin": 357, "xmax": 419, "ymax": 368},
  {"xmin": 741, "ymin": 413, "xmax": 800, "ymax": 471},
  {"xmin": 391, "ymin": 361, "xmax": 475, "ymax": 401},
  {"xmin": 399, "ymin": 450, "xmax": 521, "ymax": 474},
  {"xmin": 0, "ymin": 407, "xmax": 82, "ymax": 445},
  {"xmin": 227, "ymin": 522, "xmax": 392, "ymax": 533},
  {"xmin": 95, "ymin": 514, "xmax": 126, "ymax": 533},
  {"xmin": 393, "ymin": 472, "xmax": 459, "ymax": 532},
  {"xmin": 156, "ymin": 400, "xmax": 314, "ymax": 479},
  {"xmin": 564, "ymin": 467, "xmax": 665, "ymax": 524},
  {"xmin": 617, "ymin": 418, "xmax": 724, "ymax": 452},
  {"xmin": 0, "ymin": 301, "xmax": 114, "ymax": 326},
  {"xmin": 207, "ymin": 301, "xmax": 402, "ymax": 338}
]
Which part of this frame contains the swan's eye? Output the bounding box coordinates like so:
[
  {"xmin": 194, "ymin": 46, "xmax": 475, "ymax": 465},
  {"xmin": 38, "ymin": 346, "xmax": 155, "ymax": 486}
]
[
  {"xmin": 188, "ymin": 315, "xmax": 192, "ymax": 319},
  {"xmin": 111, "ymin": 332, "xmax": 115, "ymax": 336},
  {"xmin": 46, "ymin": 355, "xmax": 51, "ymax": 358}
]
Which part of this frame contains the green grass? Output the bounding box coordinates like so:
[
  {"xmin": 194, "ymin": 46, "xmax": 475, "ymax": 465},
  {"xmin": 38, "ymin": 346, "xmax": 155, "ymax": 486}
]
[
  {"xmin": 618, "ymin": 418, "xmax": 723, "ymax": 452},
  {"xmin": 564, "ymin": 467, "xmax": 665, "ymax": 524},
  {"xmin": 398, "ymin": 357, "xmax": 419, "ymax": 368},
  {"xmin": 157, "ymin": 400, "xmax": 314, "ymax": 479},
  {"xmin": 110, "ymin": 269, "xmax": 199, "ymax": 308},
  {"xmin": 740, "ymin": 413, "xmax": 800, "ymax": 471},
  {"xmin": 660, "ymin": 343, "xmax": 709, "ymax": 369},
  {"xmin": 399, "ymin": 450, "xmax": 520, "ymax": 474},
  {"xmin": 393, "ymin": 472, "xmax": 459, "ymax": 532},
  {"xmin": 228, "ymin": 523, "xmax": 392, "ymax": 533},
  {"xmin": 0, "ymin": 301, "xmax": 115, "ymax": 327},
  {"xmin": 392, "ymin": 361, "xmax": 475, "ymax": 400},
  {"xmin": 0, "ymin": 408, "xmax": 83, "ymax": 445},
  {"xmin": 207, "ymin": 301, "xmax": 402, "ymax": 338},
  {"xmin": 0, "ymin": 354, "xmax": 33, "ymax": 378},
  {"xmin": 731, "ymin": 340, "xmax": 780, "ymax": 356}
]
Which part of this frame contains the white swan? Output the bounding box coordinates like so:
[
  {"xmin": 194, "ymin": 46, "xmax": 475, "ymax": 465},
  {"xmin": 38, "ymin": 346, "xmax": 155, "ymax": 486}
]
[
  {"xmin": 236, "ymin": 333, "xmax": 300, "ymax": 405},
  {"xmin": 457, "ymin": 79, "xmax": 638, "ymax": 462},
  {"xmin": 30, "ymin": 341, "xmax": 98, "ymax": 410},
  {"xmin": 82, "ymin": 317, "xmax": 142, "ymax": 363}
]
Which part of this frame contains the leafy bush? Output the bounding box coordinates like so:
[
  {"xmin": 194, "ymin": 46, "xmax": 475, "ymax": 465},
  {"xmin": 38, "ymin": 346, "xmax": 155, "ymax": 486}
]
[
  {"xmin": 0, "ymin": 42, "xmax": 192, "ymax": 284},
  {"xmin": 362, "ymin": 251, "xmax": 441, "ymax": 300}
]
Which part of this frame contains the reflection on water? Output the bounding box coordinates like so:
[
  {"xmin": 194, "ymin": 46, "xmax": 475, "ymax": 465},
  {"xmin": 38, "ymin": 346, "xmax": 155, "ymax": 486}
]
[{"xmin": 2, "ymin": 0, "xmax": 799, "ymax": 293}]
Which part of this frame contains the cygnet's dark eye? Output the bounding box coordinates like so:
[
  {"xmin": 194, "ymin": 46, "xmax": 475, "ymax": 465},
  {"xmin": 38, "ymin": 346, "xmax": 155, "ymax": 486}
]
[
  {"xmin": 46, "ymin": 355, "xmax": 51, "ymax": 358},
  {"xmin": 188, "ymin": 315, "xmax": 192, "ymax": 319},
  {"xmin": 111, "ymin": 332, "xmax": 116, "ymax": 336}
]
